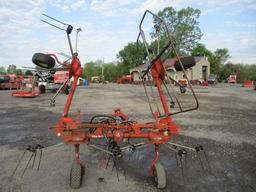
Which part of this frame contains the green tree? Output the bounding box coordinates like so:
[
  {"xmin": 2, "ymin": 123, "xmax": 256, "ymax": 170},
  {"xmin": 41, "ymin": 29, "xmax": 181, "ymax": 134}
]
[
  {"xmin": 83, "ymin": 61, "xmax": 102, "ymax": 79},
  {"xmin": 0, "ymin": 66, "xmax": 6, "ymax": 74},
  {"xmin": 238, "ymin": 64, "xmax": 256, "ymax": 82},
  {"xmin": 214, "ymin": 48, "xmax": 230, "ymax": 65},
  {"xmin": 117, "ymin": 42, "xmax": 147, "ymax": 74},
  {"xmin": 15, "ymin": 69, "xmax": 23, "ymax": 75},
  {"xmin": 25, "ymin": 70, "xmax": 33, "ymax": 76},
  {"xmin": 191, "ymin": 44, "xmax": 212, "ymax": 57},
  {"xmin": 7, "ymin": 65, "xmax": 16, "ymax": 74},
  {"xmin": 104, "ymin": 62, "xmax": 122, "ymax": 82},
  {"xmin": 154, "ymin": 6, "xmax": 202, "ymax": 54},
  {"xmin": 215, "ymin": 48, "xmax": 231, "ymax": 79}
]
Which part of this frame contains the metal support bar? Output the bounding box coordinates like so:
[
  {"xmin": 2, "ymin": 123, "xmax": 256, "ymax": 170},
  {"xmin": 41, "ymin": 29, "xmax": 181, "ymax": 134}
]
[{"xmin": 167, "ymin": 142, "xmax": 196, "ymax": 151}]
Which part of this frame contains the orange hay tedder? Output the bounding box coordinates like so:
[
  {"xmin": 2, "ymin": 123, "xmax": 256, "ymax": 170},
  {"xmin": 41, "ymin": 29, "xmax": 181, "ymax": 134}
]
[{"xmin": 29, "ymin": 11, "xmax": 209, "ymax": 189}]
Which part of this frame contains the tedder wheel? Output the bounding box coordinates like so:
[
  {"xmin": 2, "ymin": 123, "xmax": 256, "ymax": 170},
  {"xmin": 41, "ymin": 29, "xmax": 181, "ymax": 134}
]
[
  {"xmin": 180, "ymin": 86, "xmax": 186, "ymax": 94},
  {"xmin": 32, "ymin": 53, "xmax": 55, "ymax": 69},
  {"xmin": 153, "ymin": 163, "xmax": 166, "ymax": 189},
  {"xmin": 70, "ymin": 160, "xmax": 83, "ymax": 189}
]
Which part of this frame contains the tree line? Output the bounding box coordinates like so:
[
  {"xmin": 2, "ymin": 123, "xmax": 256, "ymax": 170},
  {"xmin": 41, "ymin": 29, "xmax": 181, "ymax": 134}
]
[
  {"xmin": 1, "ymin": 6, "xmax": 255, "ymax": 83},
  {"xmin": 82, "ymin": 6, "xmax": 256, "ymax": 83}
]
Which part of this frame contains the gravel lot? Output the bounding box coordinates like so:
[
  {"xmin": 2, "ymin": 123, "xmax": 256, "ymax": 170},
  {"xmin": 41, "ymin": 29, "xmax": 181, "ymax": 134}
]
[{"xmin": 0, "ymin": 83, "xmax": 255, "ymax": 192}]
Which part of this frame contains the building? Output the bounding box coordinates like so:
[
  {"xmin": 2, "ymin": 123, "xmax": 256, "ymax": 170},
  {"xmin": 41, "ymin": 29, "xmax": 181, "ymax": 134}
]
[{"xmin": 129, "ymin": 56, "xmax": 210, "ymax": 83}]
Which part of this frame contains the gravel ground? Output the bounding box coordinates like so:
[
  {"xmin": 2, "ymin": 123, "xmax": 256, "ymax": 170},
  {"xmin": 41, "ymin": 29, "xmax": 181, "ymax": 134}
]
[{"xmin": 0, "ymin": 83, "xmax": 255, "ymax": 192}]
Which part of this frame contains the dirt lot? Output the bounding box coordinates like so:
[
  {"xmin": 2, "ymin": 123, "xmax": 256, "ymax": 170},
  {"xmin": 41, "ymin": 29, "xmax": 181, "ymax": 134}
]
[{"xmin": 0, "ymin": 83, "xmax": 255, "ymax": 192}]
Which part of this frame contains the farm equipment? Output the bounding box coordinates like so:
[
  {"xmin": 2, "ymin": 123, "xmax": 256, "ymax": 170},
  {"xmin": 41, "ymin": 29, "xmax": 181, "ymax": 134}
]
[
  {"xmin": 11, "ymin": 144, "xmax": 44, "ymax": 180},
  {"xmin": 31, "ymin": 12, "xmax": 208, "ymax": 189},
  {"xmin": 208, "ymin": 74, "xmax": 217, "ymax": 85},
  {"xmin": 116, "ymin": 75, "xmax": 133, "ymax": 84},
  {"xmin": 11, "ymin": 76, "xmax": 39, "ymax": 98},
  {"xmin": 228, "ymin": 75, "xmax": 237, "ymax": 84},
  {"xmin": 30, "ymin": 53, "xmax": 70, "ymax": 94},
  {"xmin": 0, "ymin": 74, "xmax": 22, "ymax": 90},
  {"xmin": 37, "ymin": 70, "xmax": 70, "ymax": 94},
  {"xmin": 242, "ymin": 81, "xmax": 253, "ymax": 87}
]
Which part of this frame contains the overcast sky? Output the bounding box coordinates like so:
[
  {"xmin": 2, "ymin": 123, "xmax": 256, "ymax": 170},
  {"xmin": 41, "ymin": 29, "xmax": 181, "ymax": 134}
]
[{"xmin": 0, "ymin": 0, "xmax": 255, "ymax": 68}]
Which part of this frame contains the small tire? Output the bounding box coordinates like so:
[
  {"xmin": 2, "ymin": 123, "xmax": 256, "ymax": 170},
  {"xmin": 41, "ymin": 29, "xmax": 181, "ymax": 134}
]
[
  {"xmin": 39, "ymin": 85, "xmax": 46, "ymax": 94},
  {"xmin": 153, "ymin": 163, "xmax": 166, "ymax": 189},
  {"xmin": 70, "ymin": 161, "xmax": 83, "ymax": 189},
  {"xmin": 32, "ymin": 53, "xmax": 55, "ymax": 69},
  {"xmin": 180, "ymin": 86, "xmax": 186, "ymax": 94}
]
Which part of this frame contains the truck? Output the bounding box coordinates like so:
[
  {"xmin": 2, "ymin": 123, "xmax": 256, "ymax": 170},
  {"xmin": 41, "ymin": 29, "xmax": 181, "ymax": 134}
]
[
  {"xmin": 227, "ymin": 75, "xmax": 237, "ymax": 84},
  {"xmin": 208, "ymin": 74, "xmax": 217, "ymax": 85},
  {"xmin": 37, "ymin": 70, "xmax": 69, "ymax": 94},
  {"xmin": 116, "ymin": 75, "xmax": 133, "ymax": 84}
]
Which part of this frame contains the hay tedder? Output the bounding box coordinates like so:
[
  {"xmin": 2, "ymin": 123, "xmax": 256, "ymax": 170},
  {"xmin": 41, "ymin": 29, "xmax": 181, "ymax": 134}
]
[{"xmin": 29, "ymin": 11, "xmax": 209, "ymax": 189}]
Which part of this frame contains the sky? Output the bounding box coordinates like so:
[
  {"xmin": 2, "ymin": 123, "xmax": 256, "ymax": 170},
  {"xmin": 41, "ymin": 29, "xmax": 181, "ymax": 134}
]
[{"xmin": 0, "ymin": 0, "xmax": 255, "ymax": 69}]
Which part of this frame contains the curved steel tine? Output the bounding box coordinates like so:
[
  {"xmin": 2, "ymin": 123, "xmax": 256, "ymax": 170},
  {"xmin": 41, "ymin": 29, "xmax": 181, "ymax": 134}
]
[
  {"xmin": 175, "ymin": 152, "xmax": 179, "ymax": 167},
  {"xmin": 31, "ymin": 150, "xmax": 37, "ymax": 169},
  {"xmin": 113, "ymin": 157, "xmax": 120, "ymax": 182},
  {"xmin": 37, "ymin": 149, "xmax": 43, "ymax": 171},
  {"xmin": 42, "ymin": 13, "xmax": 69, "ymax": 26},
  {"xmin": 196, "ymin": 151, "xmax": 205, "ymax": 171},
  {"xmin": 10, "ymin": 150, "xmax": 27, "ymax": 180},
  {"xmin": 200, "ymin": 145, "xmax": 211, "ymax": 170},
  {"xmin": 180, "ymin": 155, "xmax": 185, "ymax": 183},
  {"xmin": 21, "ymin": 152, "xmax": 35, "ymax": 178},
  {"xmin": 105, "ymin": 154, "xmax": 111, "ymax": 169},
  {"xmin": 41, "ymin": 19, "xmax": 66, "ymax": 31}
]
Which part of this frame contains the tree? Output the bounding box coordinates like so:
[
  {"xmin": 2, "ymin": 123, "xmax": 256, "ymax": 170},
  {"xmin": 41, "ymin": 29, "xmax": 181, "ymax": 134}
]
[
  {"xmin": 83, "ymin": 61, "xmax": 102, "ymax": 80},
  {"xmin": 0, "ymin": 66, "xmax": 6, "ymax": 74},
  {"xmin": 215, "ymin": 48, "xmax": 231, "ymax": 79},
  {"xmin": 117, "ymin": 42, "xmax": 147, "ymax": 74},
  {"xmin": 15, "ymin": 69, "xmax": 23, "ymax": 75},
  {"xmin": 104, "ymin": 63, "xmax": 123, "ymax": 82},
  {"xmin": 25, "ymin": 70, "xmax": 33, "ymax": 76},
  {"xmin": 191, "ymin": 44, "xmax": 212, "ymax": 57},
  {"xmin": 154, "ymin": 6, "xmax": 202, "ymax": 54},
  {"xmin": 236, "ymin": 64, "xmax": 256, "ymax": 82},
  {"xmin": 214, "ymin": 48, "xmax": 230, "ymax": 65},
  {"xmin": 7, "ymin": 65, "xmax": 16, "ymax": 74}
]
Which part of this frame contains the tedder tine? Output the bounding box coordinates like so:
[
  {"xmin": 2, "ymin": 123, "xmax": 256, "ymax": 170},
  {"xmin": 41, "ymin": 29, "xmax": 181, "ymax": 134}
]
[
  {"xmin": 10, "ymin": 150, "xmax": 27, "ymax": 180},
  {"xmin": 105, "ymin": 154, "xmax": 111, "ymax": 169},
  {"xmin": 32, "ymin": 150, "xmax": 37, "ymax": 169},
  {"xmin": 195, "ymin": 146, "xmax": 205, "ymax": 172},
  {"xmin": 200, "ymin": 145, "xmax": 211, "ymax": 170},
  {"xmin": 21, "ymin": 151, "xmax": 35, "ymax": 178},
  {"xmin": 37, "ymin": 149, "xmax": 43, "ymax": 171},
  {"xmin": 113, "ymin": 157, "xmax": 120, "ymax": 182}
]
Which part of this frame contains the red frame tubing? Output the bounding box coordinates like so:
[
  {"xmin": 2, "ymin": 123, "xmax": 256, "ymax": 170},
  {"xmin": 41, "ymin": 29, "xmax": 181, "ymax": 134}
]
[
  {"xmin": 48, "ymin": 53, "xmax": 64, "ymax": 65},
  {"xmin": 53, "ymin": 57, "xmax": 179, "ymax": 143},
  {"xmin": 150, "ymin": 144, "xmax": 159, "ymax": 176},
  {"xmin": 63, "ymin": 56, "xmax": 83, "ymax": 117},
  {"xmin": 52, "ymin": 55, "xmax": 180, "ymax": 177},
  {"xmin": 151, "ymin": 59, "xmax": 170, "ymax": 114}
]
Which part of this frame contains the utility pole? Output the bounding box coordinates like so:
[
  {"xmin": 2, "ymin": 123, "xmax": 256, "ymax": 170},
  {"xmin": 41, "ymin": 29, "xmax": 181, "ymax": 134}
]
[{"xmin": 102, "ymin": 57, "xmax": 104, "ymax": 83}]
